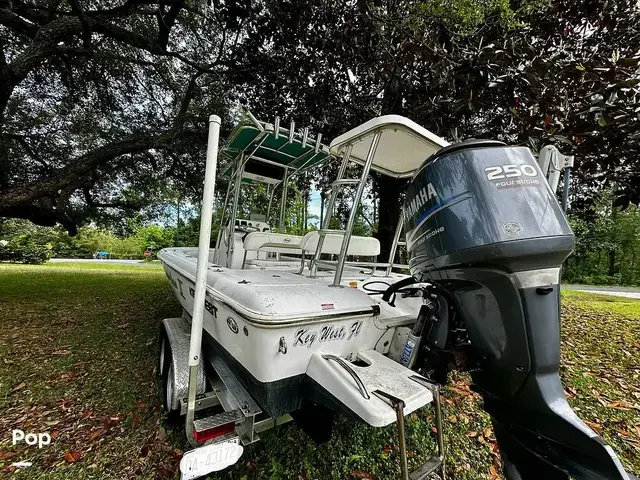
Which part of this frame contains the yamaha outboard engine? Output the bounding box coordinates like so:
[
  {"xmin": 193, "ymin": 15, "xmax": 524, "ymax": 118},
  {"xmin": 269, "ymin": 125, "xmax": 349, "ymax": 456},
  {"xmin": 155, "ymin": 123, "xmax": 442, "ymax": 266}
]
[{"xmin": 404, "ymin": 141, "xmax": 633, "ymax": 479}]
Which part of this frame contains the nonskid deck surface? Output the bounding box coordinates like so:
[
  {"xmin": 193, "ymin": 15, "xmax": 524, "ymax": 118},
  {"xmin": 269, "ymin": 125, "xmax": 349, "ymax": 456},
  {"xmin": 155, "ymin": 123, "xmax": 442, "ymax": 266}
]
[{"xmin": 159, "ymin": 248, "xmax": 380, "ymax": 323}]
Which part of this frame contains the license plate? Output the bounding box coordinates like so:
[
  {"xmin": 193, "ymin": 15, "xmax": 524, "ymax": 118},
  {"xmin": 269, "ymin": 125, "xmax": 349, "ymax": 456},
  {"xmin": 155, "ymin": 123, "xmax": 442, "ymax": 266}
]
[{"xmin": 180, "ymin": 438, "xmax": 243, "ymax": 480}]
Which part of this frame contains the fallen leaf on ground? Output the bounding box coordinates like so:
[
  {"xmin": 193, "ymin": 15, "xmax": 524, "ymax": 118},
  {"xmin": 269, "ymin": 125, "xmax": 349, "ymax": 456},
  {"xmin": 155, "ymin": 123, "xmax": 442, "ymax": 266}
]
[
  {"xmin": 11, "ymin": 382, "xmax": 26, "ymax": 392},
  {"xmin": 352, "ymin": 470, "xmax": 375, "ymax": 479},
  {"xmin": 64, "ymin": 451, "xmax": 82, "ymax": 463},
  {"xmin": 131, "ymin": 414, "xmax": 141, "ymax": 429},
  {"xmin": 489, "ymin": 465, "xmax": 501, "ymax": 479},
  {"xmin": 88, "ymin": 428, "xmax": 107, "ymax": 442},
  {"xmin": 448, "ymin": 386, "xmax": 472, "ymax": 397},
  {"xmin": 156, "ymin": 466, "xmax": 174, "ymax": 478},
  {"xmin": 584, "ymin": 421, "xmax": 602, "ymax": 433}
]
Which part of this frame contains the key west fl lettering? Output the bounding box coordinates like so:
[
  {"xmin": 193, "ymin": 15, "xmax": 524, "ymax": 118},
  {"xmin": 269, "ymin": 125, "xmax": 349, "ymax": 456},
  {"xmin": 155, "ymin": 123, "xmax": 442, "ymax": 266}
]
[{"xmin": 293, "ymin": 321, "xmax": 362, "ymax": 348}]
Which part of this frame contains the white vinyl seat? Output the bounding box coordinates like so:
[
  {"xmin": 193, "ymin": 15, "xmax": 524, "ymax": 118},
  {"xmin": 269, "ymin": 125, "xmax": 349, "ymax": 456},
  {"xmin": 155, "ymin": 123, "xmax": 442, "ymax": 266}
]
[
  {"xmin": 299, "ymin": 231, "xmax": 380, "ymax": 257},
  {"xmin": 297, "ymin": 231, "xmax": 381, "ymax": 274},
  {"xmin": 242, "ymin": 232, "xmax": 304, "ymax": 269}
]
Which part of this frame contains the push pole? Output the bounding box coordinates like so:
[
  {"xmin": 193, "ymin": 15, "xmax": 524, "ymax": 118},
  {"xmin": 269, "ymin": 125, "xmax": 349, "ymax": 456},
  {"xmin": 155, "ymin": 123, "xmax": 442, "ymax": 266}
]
[{"xmin": 186, "ymin": 115, "xmax": 221, "ymax": 446}]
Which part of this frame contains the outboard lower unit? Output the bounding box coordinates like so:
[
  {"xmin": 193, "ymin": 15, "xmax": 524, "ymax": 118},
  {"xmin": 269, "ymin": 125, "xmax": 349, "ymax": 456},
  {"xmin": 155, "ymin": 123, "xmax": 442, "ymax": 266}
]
[{"xmin": 403, "ymin": 141, "xmax": 633, "ymax": 479}]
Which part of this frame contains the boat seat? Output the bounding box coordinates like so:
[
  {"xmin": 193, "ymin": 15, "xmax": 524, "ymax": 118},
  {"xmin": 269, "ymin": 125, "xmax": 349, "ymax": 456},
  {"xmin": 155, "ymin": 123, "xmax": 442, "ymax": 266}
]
[
  {"xmin": 299, "ymin": 231, "xmax": 380, "ymax": 257},
  {"xmin": 243, "ymin": 257, "xmax": 301, "ymax": 269},
  {"xmin": 242, "ymin": 232, "xmax": 304, "ymax": 268}
]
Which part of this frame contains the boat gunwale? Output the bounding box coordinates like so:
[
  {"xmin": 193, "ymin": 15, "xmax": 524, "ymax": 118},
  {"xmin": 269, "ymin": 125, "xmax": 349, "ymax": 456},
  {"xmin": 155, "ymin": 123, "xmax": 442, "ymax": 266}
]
[{"xmin": 159, "ymin": 256, "xmax": 378, "ymax": 329}]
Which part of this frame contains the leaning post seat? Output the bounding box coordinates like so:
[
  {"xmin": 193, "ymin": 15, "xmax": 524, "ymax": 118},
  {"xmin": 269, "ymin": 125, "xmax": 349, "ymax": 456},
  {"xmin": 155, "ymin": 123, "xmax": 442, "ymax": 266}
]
[
  {"xmin": 242, "ymin": 232, "xmax": 304, "ymax": 268},
  {"xmin": 299, "ymin": 231, "xmax": 381, "ymax": 274}
]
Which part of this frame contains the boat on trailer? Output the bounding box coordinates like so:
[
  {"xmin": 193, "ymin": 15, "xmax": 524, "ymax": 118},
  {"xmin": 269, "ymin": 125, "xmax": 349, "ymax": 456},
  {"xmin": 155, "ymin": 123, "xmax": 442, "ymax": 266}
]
[{"xmin": 158, "ymin": 112, "xmax": 636, "ymax": 480}]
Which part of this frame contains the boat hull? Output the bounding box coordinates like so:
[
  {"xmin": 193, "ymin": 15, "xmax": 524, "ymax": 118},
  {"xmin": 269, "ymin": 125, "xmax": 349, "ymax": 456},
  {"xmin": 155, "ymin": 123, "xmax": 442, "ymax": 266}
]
[{"xmin": 159, "ymin": 247, "xmax": 427, "ymax": 420}]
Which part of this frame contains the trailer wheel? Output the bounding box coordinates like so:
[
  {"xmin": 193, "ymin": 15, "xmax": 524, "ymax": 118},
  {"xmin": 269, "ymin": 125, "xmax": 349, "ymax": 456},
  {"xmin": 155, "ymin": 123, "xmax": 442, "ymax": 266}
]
[{"xmin": 161, "ymin": 343, "xmax": 182, "ymax": 424}]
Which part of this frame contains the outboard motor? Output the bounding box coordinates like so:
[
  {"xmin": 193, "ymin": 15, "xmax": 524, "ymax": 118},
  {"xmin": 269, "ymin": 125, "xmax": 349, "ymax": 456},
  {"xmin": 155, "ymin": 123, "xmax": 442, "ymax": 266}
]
[{"xmin": 404, "ymin": 141, "xmax": 633, "ymax": 479}]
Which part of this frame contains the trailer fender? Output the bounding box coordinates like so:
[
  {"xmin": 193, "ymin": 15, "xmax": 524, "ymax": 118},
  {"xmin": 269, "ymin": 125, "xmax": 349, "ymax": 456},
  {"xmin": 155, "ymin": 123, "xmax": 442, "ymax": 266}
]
[{"xmin": 160, "ymin": 317, "xmax": 206, "ymax": 412}]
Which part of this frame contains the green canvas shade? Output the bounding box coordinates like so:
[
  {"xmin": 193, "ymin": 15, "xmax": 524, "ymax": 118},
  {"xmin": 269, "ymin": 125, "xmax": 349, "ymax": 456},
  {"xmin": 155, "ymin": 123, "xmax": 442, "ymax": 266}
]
[{"xmin": 220, "ymin": 113, "xmax": 331, "ymax": 185}]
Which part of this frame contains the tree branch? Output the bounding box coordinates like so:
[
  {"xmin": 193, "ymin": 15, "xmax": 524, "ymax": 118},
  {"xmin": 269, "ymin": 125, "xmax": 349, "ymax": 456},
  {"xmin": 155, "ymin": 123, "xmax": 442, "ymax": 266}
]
[
  {"xmin": 156, "ymin": 0, "xmax": 184, "ymax": 50},
  {"xmin": 174, "ymin": 71, "xmax": 203, "ymax": 128},
  {"xmin": 0, "ymin": 8, "xmax": 39, "ymax": 38},
  {"xmin": 14, "ymin": 136, "xmax": 50, "ymax": 171},
  {"xmin": 0, "ymin": 131, "xmax": 172, "ymax": 207}
]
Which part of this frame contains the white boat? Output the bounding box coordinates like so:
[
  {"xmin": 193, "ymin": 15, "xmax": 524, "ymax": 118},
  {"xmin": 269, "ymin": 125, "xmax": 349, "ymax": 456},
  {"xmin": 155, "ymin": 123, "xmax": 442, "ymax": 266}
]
[
  {"xmin": 158, "ymin": 112, "xmax": 635, "ymax": 480},
  {"xmin": 159, "ymin": 112, "xmax": 445, "ymax": 426}
]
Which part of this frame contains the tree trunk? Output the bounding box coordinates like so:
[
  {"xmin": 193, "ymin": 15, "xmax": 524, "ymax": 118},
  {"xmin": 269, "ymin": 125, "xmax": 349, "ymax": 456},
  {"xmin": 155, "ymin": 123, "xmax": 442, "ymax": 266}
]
[
  {"xmin": 608, "ymin": 249, "xmax": 616, "ymax": 277},
  {"xmin": 175, "ymin": 198, "xmax": 180, "ymax": 247},
  {"xmin": 375, "ymin": 175, "xmax": 405, "ymax": 262},
  {"xmin": 372, "ymin": 188, "xmax": 377, "ymax": 227},
  {"xmin": 609, "ymin": 199, "xmax": 618, "ymax": 277}
]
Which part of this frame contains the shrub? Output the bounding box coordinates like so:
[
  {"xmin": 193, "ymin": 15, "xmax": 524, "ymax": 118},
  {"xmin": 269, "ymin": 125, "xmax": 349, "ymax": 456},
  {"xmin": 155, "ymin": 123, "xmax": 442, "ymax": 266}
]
[
  {"xmin": 21, "ymin": 242, "xmax": 51, "ymax": 264},
  {"xmin": 0, "ymin": 242, "xmax": 19, "ymax": 262},
  {"xmin": 0, "ymin": 240, "xmax": 50, "ymax": 265}
]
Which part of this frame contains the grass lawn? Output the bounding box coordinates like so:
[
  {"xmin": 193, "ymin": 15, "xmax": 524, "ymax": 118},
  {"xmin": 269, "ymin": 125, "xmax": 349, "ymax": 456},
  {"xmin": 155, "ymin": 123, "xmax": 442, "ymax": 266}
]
[{"xmin": 0, "ymin": 263, "xmax": 638, "ymax": 479}]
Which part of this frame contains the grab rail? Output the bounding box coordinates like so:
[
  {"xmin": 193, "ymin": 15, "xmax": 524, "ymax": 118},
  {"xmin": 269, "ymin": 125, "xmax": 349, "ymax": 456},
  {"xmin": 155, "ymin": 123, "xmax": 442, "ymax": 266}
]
[{"xmin": 322, "ymin": 354, "xmax": 370, "ymax": 400}]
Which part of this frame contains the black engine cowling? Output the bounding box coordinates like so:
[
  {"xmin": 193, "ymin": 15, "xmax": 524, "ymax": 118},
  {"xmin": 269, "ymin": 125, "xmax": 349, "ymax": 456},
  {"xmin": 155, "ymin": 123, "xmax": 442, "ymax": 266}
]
[{"xmin": 404, "ymin": 141, "xmax": 633, "ymax": 480}]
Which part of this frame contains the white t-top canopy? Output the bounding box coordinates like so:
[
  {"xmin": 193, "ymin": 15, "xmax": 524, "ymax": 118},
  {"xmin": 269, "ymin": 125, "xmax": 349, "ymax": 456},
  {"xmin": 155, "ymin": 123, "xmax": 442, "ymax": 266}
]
[{"xmin": 329, "ymin": 115, "xmax": 450, "ymax": 178}]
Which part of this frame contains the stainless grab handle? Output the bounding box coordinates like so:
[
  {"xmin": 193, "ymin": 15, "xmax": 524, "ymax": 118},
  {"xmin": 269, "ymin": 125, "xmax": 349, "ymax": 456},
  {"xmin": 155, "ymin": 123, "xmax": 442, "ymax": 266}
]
[{"xmin": 322, "ymin": 354, "xmax": 370, "ymax": 400}]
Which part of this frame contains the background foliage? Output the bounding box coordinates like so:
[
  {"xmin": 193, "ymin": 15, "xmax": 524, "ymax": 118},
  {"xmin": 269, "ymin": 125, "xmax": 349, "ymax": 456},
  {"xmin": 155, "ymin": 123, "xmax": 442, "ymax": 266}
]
[
  {"xmin": 2, "ymin": 193, "xmax": 640, "ymax": 285},
  {"xmin": 0, "ymin": 0, "xmax": 639, "ymax": 274}
]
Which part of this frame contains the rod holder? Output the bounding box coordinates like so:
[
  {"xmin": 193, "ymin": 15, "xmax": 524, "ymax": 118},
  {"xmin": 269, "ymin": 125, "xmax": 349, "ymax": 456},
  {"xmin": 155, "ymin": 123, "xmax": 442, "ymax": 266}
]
[
  {"xmin": 274, "ymin": 116, "xmax": 280, "ymax": 139},
  {"xmin": 288, "ymin": 121, "xmax": 295, "ymax": 143}
]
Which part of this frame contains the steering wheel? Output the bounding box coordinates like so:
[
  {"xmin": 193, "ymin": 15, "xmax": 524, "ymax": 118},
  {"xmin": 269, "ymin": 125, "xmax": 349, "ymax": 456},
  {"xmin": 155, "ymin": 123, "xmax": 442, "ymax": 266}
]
[
  {"xmin": 234, "ymin": 225, "xmax": 260, "ymax": 234},
  {"xmin": 234, "ymin": 225, "xmax": 260, "ymax": 241}
]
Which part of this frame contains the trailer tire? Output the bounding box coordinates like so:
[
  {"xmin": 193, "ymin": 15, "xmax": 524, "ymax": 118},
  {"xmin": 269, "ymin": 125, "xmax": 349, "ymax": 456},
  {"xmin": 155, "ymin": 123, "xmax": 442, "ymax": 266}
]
[{"xmin": 161, "ymin": 343, "xmax": 182, "ymax": 425}]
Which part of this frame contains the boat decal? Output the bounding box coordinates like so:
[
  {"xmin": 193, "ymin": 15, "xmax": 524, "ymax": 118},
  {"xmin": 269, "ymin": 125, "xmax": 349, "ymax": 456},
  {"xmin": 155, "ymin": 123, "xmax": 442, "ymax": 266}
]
[
  {"xmin": 165, "ymin": 269, "xmax": 186, "ymax": 299},
  {"xmin": 321, "ymin": 303, "xmax": 335, "ymax": 310},
  {"xmin": 226, "ymin": 317, "xmax": 239, "ymax": 334},
  {"xmin": 188, "ymin": 286, "xmax": 218, "ymax": 318},
  {"xmin": 293, "ymin": 321, "xmax": 363, "ymax": 348}
]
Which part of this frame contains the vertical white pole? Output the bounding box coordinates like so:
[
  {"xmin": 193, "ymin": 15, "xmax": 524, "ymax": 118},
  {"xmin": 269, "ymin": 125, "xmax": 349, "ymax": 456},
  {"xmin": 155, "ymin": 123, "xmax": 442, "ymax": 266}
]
[
  {"xmin": 333, "ymin": 132, "xmax": 381, "ymax": 286},
  {"xmin": 186, "ymin": 114, "xmax": 221, "ymax": 444}
]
